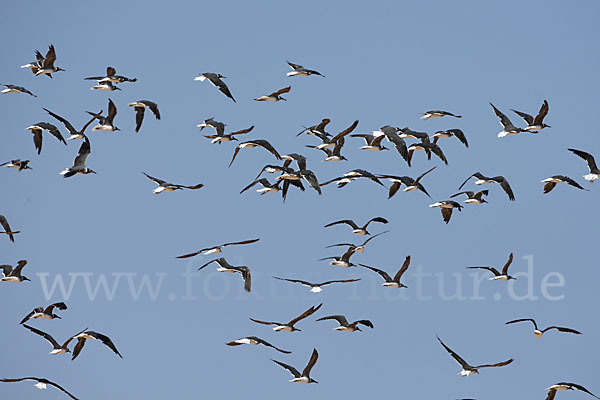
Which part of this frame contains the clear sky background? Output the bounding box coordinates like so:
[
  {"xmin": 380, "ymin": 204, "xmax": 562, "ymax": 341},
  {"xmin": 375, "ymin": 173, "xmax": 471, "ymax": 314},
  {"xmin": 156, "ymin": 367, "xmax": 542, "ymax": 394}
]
[{"xmin": 1, "ymin": 0, "xmax": 599, "ymax": 399}]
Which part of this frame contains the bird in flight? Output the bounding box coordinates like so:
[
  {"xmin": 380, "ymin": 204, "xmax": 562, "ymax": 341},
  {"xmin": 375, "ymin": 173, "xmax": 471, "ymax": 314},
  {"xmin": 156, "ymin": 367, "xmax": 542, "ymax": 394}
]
[
  {"xmin": 511, "ymin": 100, "xmax": 550, "ymax": 132},
  {"xmin": 197, "ymin": 258, "xmax": 252, "ymax": 292},
  {"xmin": 176, "ymin": 238, "xmax": 259, "ymax": 258},
  {"xmin": 0, "ymin": 215, "xmax": 20, "ymax": 243},
  {"xmin": 568, "ymin": 148, "xmax": 599, "ymax": 183},
  {"xmin": 437, "ymin": 335, "xmax": 513, "ymax": 376},
  {"xmin": 25, "ymin": 122, "xmax": 66, "ymax": 154},
  {"xmin": 255, "ymin": 86, "xmax": 291, "ymax": 102},
  {"xmin": 44, "ymin": 107, "xmax": 100, "ymax": 141},
  {"xmin": 0, "ymin": 377, "xmax": 80, "ymax": 400},
  {"xmin": 545, "ymin": 382, "xmax": 599, "ymax": 400},
  {"xmin": 1, "ymin": 259, "xmax": 29, "ymax": 282},
  {"xmin": 467, "ymin": 252, "xmax": 516, "ymax": 280},
  {"xmin": 421, "ymin": 110, "xmax": 462, "ymax": 120},
  {"xmin": 226, "ymin": 336, "xmax": 291, "ymax": 354},
  {"xmin": 128, "ymin": 100, "xmax": 160, "ymax": 133},
  {"xmin": 490, "ymin": 103, "xmax": 526, "ymax": 138},
  {"xmin": 71, "ymin": 330, "xmax": 122, "ymax": 360},
  {"xmin": 1, "ymin": 83, "xmax": 36, "ymax": 97},
  {"xmin": 541, "ymin": 175, "xmax": 587, "ymax": 194},
  {"xmin": 272, "ymin": 348, "xmax": 319, "ymax": 383},
  {"xmin": 286, "ymin": 61, "xmax": 324, "ymax": 77},
  {"xmin": 60, "ymin": 136, "xmax": 96, "ymax": 178},
  {"xmin": 22, "ymin": 324, "xmax": 86, "ymax": 355},
  {"xmin": 143, "ymin": 172, "xmax": 203, "ymax": 194},
  {"xmin": 250, "ymin": 304, "xmax": 322, "ymax": 332},
  {"xmin": 272, "ymin": 276, "xmax": 360, "ymax": 293},
  {"xmin": 20, "ymin": 302, "xmax": 67, "ymax": 324},
  {"xmin": 505, "ymin": 318, "xmax": 581, "ymax": 338},
  {"xmin": 359, "ymin": 255, "xmax": 411, "ymax": 288},
  {"xmin": 1, "ymin": 159, "xmax": 32, "ymax": 171},
  {"xmin": 429, "ymin": 200, "xmax": 463, "ymax": 224},
  {"xmin": 194, "ymin": 72, "xmax": 236, "ymax": 102},
  {"xmin": 458, "ymin": 172, "xmax": 515, "ymax": 201},
  {"xmin": 316, "ymin": 314, "xmax": 374, "ymax": 332},
  {"xmin": 324, "ymin": 217, "xmax": 388, "ymax": 235},
  {"xmin": 21, "ymin": 45, "xmax": 65, "ymax": 78}
]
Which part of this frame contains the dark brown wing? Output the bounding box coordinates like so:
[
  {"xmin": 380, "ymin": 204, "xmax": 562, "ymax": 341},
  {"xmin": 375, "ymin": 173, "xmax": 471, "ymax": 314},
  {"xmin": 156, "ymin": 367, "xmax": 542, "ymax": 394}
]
[
  {"xmin": 222, "ymin": 238, "xmax": 260, "ymax": 247},
  {"xmin": 273, "ymin": 86, "xmax": 291, "ymax": 96},
  {"xmin": 505, "ymin": 318, "xmax": 538, "ymax": 330},
  {"xmin": 393, "ymin": 256, "xmax": 411, "ymax": 281},
  {"xmin": 302, "ymin": 348, "xmax": 319, "ymax": 377},
  {"xmin": 501, "ymin": 253, "xmax": 514, "ymax": 275},
  {"xmin": 358, "ymin": 264, "xmax": 392, "ymax": 282},
  {"xmin": 229, "ymin": 125, "xmax": 254, "ymax": 136},
  {"xmin": 329, "ymin": 120, "xmax": 359, "ymax": 143},
  {"xmin": 288, "ymin": 303, "xmax": 323, "ymax": 326},
  {"xmin": 441, "ymin": 208, "xmax": 453, "ymax": 224},
  {"xmin": 437, "ymin": 336, "xmax": 470, "ymax": 369},
  {"xmin": 134, "ymin": 106, "xmax": 145, "ymax": 132},
  {"xmin": 533, "ymin": 100, "xmax": 549, "ymax": 125},
  {"xmin": 475, "ymin": 358, "xmax": 514, "ymax": 369},
  {"xmin": 466, "ymin": 266, "xmax": 501, "ymax": 276}
]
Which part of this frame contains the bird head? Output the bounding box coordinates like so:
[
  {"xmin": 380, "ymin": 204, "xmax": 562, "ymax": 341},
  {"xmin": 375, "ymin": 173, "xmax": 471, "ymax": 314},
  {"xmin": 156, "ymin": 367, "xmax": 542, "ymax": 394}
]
[
  {"xmin": 57, "ymin": 67, "xmax": 66, "ymax": 72},
  {"xmin": 114, "ymin": 126, "xmax": 121, "ymax": 131},
  {"xmin": 21, "ymin": 276, "xmax": 30, "ymax": 282},
  {"xmin": 507, "ymin": 276, "xmax": 516, "ymax": 280},
  {"xmin": 309, "ymin": 378, "xmax": 318, "ymax": 384},
  {"xmin": 543, "ymin": 124, "xmax": 551, "ymax": 129},
  {"xmin": 280, "ymin": 97, "xmax": 287, "ymax": 101},
  {"xmin": 86, "ymin": 169, "xmax": 97, "ymax": 175},
  {"xmin": 355, "ymin": 326, "xmax": 362, "ymax": 332},
  {"xmin": 53, "ymin": 314, "xmax": 62, "ymax": 319}
]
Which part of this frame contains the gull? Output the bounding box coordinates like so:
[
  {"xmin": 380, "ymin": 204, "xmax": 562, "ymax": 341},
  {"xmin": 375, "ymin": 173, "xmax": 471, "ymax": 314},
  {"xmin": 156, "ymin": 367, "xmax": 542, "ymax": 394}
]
[
  {"xmin": 88, "ymin": 98, "xmax": 119, "ymax": 131},
  {"xmin": 22, "ymin": 324, "xmax": 86, "ymax": 355},
  {"xmin": 60, "ymin": 136, "xmax": 96, "ymax": 178},
  {"xmin": 25, "ymin": 122, "xmax": 66, "ymax": 154},
  {"xmin": 71, "ymin": 330, "xmax": 122, "ymax": 360},
  {"xmin": 379, "ymin": 166, "xmax": 436, "ymax": 199},
  {"xmin": 1, "ymin": 159, "xmax": 31, "ymax": 171},
  {"xmin": 429, "ymin": 200, "xmax": 463, "ymax": 224},
  {"xmin": 21, "ymin": 45, "xmax": 65, "ymax": 78},
  {"xmin": 407, "ymin": 141, "xmax": 448, "ymax": 166},
  {"xmin": 312, "ymin": 120, "xmax": 358, "ymax": 150},
  {"xmin": 437, "ymin": 335, "xmax": 513, "ymax": 376},
  {"xmin": 90, "ymin": 81, "xmax": 120, "ymax": 91},
  {"xmin": 280, "ymin": 153, "xmax": 307, "ymax": 171},
  {"xmin": 320, "ymin": 169, "xmax": 384, "ymax": 188},
  {"xmin": 505, "ymin": 318, "xmax": 581, "ymax": 338},
  {"xmin": 324, "ymin": 217, "xmax": 388, "ymax": 235},
  {"xmin": 0, "ymin": 215, "xmax": 19, "ymax": 243},
  {"xmin": 251, "ymin": 304, "xmax": 322, "ymax": 332},
  {"xmin": 255, "ymin": 86, "xmax": 291, "ymax": 101},
  {"xmin": 467, "ymin": 252, "xmax": 516, "ymax": 280},
  {"xmin": 431, "ymin": 129, "xmax": 469, "ymax": 148},
  {"xmin": 240, "ymin": 178, "xmax": 281, "ymax": 195},
  {"xmin": 398, "ymin": 127, "xmax": 430, "ymax": 143},
  {"xmin": 276, "ymin": 169, "xmax": 320, "ymax": 198},
  {"xmin": 229, "ymin": 139, "xmax": 281, "ymax": 167},
  {"xmin": 421, "ymin": 110, "xmax": 462, "ymax": 120},
  {"xmin": 319, "ymin": 247, "xmax": 356, "ymax": 268},
  {"xmin": 374, "ymin": 126, "xmax": 409, "ymax": 162},
  {"xmin": 0, "ymin": 377, "xmax": 80, "ymax": 400},
  {"xmin": 20, "ymin": 302, "xmax": 67, "ymax": 324},
  {"xmin": 272, "ymin": 276, "xmax": 361, "ymax": 293},
  {"xmin": 458, "ymin": 172, "xmax": 515, "ymax": 201},
  {"xmin": 490, "ymin": 103, "xmax": 526, "ymax": 138},
  {"xmin": 143, "ymin": 172, "xmax": 203, "ymax": 194},
  {"xmin": 272, "ymin": 348, "xmax": 319, "ymax": 384},
  {"xmin": 567, "ymin": 148, "xmax": 599, "ymax": 183},
  {"xmin": 511, "ymin": 100, "xmax": 550, "ymax": 132},
  {"xmin": 296, "ymin": 118, "xmax": 332, "ymax": 137},
  {"xmin": 541, "ymin": 175, "xmax": 587, "ymax": 194},
  {"xmin": 205, "ymin": 125, "xmax": 254, "ymax": 144},
  {"xmin": 306, "ymin": 137, "xmax": 347, "ymax": 161},
  {"xmin": 359, "ymin": 255, "xmax": 411, "ymax": 288},
  {"xmin": 545, "ymin": 383, "xmax": 599, "ymax": 400},
  {"xmin": 197, "ymin": 258, "xmax": 251, "ymax": 292},
  {"xmin": 176, "ymin": 238, "xmax": 259, "ymax": 258},
  {"xmin": 325, "ymin": 230, "xmax": 389, "ymax": 253},
  {"xmin": 0, "ymin": 260, "xmax": 28, "ymax": 282},
  {"xmin": 194, "ymin": 72, "xmax": 235, "ymax": 102},
  {"xmin": 226, "ymin": 336, "xmax": 291, "ymax": 354},
  {"xmin": 450, "ymin": 190, "xmax": 489, "ymax": 204},
  {"xmin": 198, "ymin": 117, "xmax": 225, "ymax": 135},
  {"xmin": 128, "ymin": 100, "xmax": 160, "ymax": 133},
  {"xmin": 84, "ymin": 66, "xmax": 137, "ymax": 83},
  {"xmin": 316, "ymin": 315, "xmax": 374, "ymax": 332},
  {"xmin": 350, "ymin": 133, "xmax": 389, "ymax": 151},
  {"xmin": 1, "ymin": 83, "xmax": 36, "ymax": 97},
  {"xmin": 44, "ymin": 107, "xmax": 100, "ymax": 141},
  {"xmin": 286, "ymin": 61, "xmax": 324, "ymax": 77}
]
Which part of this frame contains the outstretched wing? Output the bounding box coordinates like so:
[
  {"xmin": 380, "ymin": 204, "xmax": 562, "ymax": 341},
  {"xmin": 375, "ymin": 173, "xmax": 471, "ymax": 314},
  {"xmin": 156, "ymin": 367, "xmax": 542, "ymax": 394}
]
[
  {"xmin": 358, "ymin": 264, "xmax": 392, "ymax": 282},
  {"xmin": 501, "ymin": 253, "xmax": 514, "ymax": 275},
  {"xmin": 272, "ymin": 359, "xmax": 301, "ymax": 378},
  {"xmin": 393, "ymin": 256, "xmax": 411, "ymax": 281},
  {"xmin": 475, "ymin": 359, "xmax": 514, "ymax": 369},
  {"xmin": 437, "ymin": 336, "xmax": 470, "ymax": 369}
]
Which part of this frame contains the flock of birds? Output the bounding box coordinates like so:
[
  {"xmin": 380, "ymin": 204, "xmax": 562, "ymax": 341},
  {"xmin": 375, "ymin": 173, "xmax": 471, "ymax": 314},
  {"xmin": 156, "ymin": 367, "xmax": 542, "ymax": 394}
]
[{"xmin": 1, "ymin": 44, "xmax": 598, "ymax": 400}]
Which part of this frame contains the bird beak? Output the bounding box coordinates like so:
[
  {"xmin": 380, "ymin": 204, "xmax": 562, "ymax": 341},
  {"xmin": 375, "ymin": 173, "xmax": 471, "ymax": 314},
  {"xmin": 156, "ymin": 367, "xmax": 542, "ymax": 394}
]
[
  {"xmin": 90, "ymin": 170, "xmax": 97, "ymax": 174},
  {"xmin": 55, "ymin": 315, "xmax": 62, "ymax": 319},
  {"xmin": 22, "ymin": 276, "xmax": 31, "ymax": 281},
  {"xmin": 115, "ymin": 127, "xmax": 121, "ymax": 131},
  {"xmin": 312, "ymin": 379, "xmax": 318, "ymax": 384},
  {"xmin": 281, "ymin": 97, "xmax": 287, "ymax": 101}
]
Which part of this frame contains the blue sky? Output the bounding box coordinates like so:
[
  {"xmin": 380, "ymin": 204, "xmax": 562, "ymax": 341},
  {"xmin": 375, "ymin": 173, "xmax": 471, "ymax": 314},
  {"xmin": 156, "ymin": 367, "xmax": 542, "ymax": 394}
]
[{"xmin": 1, "ymin": 0, "xmax": 599, "ymax": 399}]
